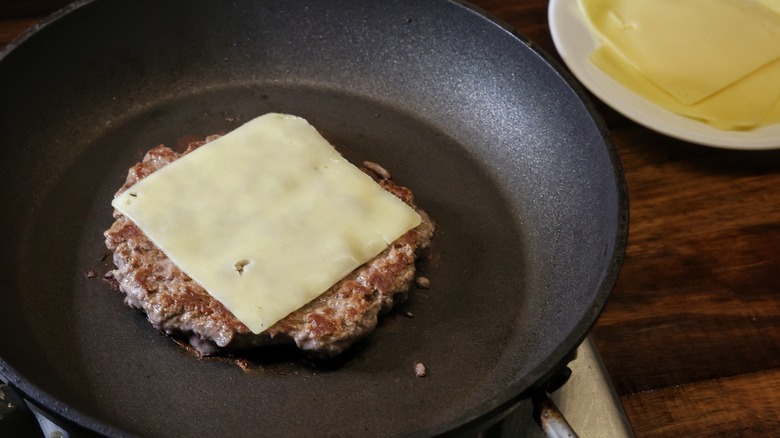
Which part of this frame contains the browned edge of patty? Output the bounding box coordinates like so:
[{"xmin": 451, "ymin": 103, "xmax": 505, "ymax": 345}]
[{"xmin": 104, "ymin": 136, "xmax": 435, "ymax": 359}]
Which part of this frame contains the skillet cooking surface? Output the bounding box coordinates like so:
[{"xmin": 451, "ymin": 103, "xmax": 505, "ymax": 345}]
[{"xmin": 0, "ymin": 0, "xmax": 627, "ymax": 436}]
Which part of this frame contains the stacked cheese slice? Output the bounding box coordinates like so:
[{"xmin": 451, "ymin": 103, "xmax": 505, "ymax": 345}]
[{"xmin": 579, "ymin": 0, "xmax": 780, "ymax": 130}]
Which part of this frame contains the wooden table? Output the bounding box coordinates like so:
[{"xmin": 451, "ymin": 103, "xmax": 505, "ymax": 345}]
[{"xmin": 2, "ymin": 1, "xmax": 779, "ymax": 436}]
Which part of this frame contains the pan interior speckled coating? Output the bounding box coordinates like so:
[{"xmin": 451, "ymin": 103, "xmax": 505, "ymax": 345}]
[{"xmin": 0, "ymin": 0, "xmax": 627, "ymax": 436}]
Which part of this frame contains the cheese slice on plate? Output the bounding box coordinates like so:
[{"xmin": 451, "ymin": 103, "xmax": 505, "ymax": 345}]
[
  {"xmin": 590, "ymin": 45, "xmax": 780, "ymax": 129},
  {"xmin": 112, "ymin": 113, "xmax": 421, "ymax": 334},
  {"xmin": 758, "ymin": 0, "xmax": 780, "ymax": 16},
  {"xmin": 579, "ymin": 0, "xmax": 780, "ymax": 105}
]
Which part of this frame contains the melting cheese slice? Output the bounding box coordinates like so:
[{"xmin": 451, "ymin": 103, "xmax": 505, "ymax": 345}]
[
  {"xmin": 112, "ymin": 113, "xmax": 421, "ymax": 334},
  {"xmin": 579, "ymin": 0, "xmax": 780, "ymax": 105}
]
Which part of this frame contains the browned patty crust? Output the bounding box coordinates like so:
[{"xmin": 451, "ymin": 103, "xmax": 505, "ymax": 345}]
[{"xmin": 104, "ymin": 138, "xmax": 434, "ymax": 358}]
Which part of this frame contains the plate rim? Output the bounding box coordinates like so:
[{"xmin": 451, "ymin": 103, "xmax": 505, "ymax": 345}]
[{"xmin": 548, "ymin": 0, "xmax": 780, "ymax": 150}]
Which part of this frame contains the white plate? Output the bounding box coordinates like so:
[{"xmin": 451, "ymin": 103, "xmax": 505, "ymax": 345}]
[{"xmin": 548, "ymin": 0, "xmax": 780, "ymax": 150}]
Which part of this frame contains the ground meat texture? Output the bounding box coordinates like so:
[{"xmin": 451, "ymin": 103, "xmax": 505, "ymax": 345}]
[
  {"xmin": 414, "ymin": 362, "xmax": 427, "ymax": 377},
  {"xmin": 104, "ymin": 140, "xmax": 435, "ymax": 358}
]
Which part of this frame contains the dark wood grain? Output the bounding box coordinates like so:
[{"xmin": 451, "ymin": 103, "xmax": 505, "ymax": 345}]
[
  {"xmin": 0, "ymin": 18, "xmax": 40, "ymax": 47},
  {"xmin": 594, "ymin": 126, "xmax": 780, "ymax": 395},
  {"xmin": 3, "ymin": 1, "xmax": 780, "ymax": 437},
  {"xmin": 621, "ymin": 368, "xmax": 780, "ymax": 437},
  {"xmin": 0, "ymin": 0, "xmax": 72, "ymax": 19}
]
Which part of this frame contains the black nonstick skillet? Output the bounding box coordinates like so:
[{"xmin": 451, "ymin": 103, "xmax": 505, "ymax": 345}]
[{"xmin": 0, "ymin": 0, "xmax": 627, "ymax": 436}]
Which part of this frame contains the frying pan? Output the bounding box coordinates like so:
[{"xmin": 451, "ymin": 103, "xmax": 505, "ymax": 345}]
[{"xmin": 0, "ymin": 0, "xmax": 628, "ymax": 436}]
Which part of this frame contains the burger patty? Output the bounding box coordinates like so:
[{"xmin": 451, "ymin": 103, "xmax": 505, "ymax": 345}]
[{"xmin": 104, "ymin": 138, "xmax": 435, "ymax": 358}]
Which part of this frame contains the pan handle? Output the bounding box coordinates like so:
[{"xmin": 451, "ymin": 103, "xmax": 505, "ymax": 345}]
[
  {"xmin": 533, "ymin": 390, "xmax": 579, "ymax": 438},
  {"xmin": 0, "ymin": 382, "xmax": 44, "ymax": 437},
  {"xmin": 530, "ymin": 351, "xmax": 580, "ymax": 438}
]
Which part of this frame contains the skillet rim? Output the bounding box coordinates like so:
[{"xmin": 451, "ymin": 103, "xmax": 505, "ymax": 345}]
[{"xmin": 0, "ymin": 0, "xmax": 629, "ymax": 436}]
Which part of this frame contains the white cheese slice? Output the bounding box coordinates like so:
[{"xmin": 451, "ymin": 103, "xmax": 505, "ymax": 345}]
[
  {"xmin": 579, "ymin": 0, "xmax": 780, "ymax": 105},
  {"xmin": 758, "ymin": 0, "xmax": 780, "ymax": 16},
  {"xmin": 590, "ymin": 45, "xmax": 780, "ymax": 129},
  {"xmin": 112, "ymin": 113, "xmax": 421, "ymax": 334}
]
